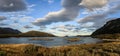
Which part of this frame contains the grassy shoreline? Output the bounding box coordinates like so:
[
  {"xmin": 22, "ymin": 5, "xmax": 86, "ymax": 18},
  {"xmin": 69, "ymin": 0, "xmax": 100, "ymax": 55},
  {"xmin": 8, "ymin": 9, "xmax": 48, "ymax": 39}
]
[{"xmin": 0, "ymin": 42, "xmax": 120, "ymax": 56}]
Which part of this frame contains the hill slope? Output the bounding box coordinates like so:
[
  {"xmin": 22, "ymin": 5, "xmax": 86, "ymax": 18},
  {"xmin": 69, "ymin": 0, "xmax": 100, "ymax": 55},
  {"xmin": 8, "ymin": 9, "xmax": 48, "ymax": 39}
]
[
  {"xmin": 0, "ymin": 27, "xmax": 55, "ymax": 37},
  {"xmin": 91, "ymin": 18, "xmax": 120, "ymax": 39},
  {"xmin": 0, "ymin": 27, "xmax": 21, "ymax": 34},
  {"xmin": 20, "ymin": 31, "xmax": 55, "ymax": 37}
]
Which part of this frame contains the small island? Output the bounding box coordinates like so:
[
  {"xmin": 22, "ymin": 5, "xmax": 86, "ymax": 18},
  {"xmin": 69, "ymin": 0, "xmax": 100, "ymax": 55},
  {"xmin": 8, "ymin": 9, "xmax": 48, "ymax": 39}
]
[{"xmin": 77, "ymin": 35, "xmax": 91, "ymax": 37}]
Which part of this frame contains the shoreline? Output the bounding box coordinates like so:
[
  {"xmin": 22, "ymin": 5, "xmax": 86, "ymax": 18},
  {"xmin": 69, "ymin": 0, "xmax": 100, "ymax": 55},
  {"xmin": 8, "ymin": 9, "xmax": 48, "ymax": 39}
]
[
  {"xmin": 0, "ymin": 41, "xmax": 120, "ymax": 48},
  {"xmin": 0, "ymin": 42, "xmax": 120, "ymax": 56},
  {"xmin": 0, "ymin": 41, "xmax": 119, "ymax": 48}
]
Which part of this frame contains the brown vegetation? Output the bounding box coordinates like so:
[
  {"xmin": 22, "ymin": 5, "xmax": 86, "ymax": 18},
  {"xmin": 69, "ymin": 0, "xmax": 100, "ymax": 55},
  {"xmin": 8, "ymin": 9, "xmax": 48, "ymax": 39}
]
[
  {"xmin": 0, "ymin": 42, "xmax": 120, "ymax": 56},
  {"xmin": 66, "ymin": 38, "xmax": 81, "ymax": 42},
  {"xmin": 92, "ymin": 33, "xmax": 120, "ymax": 39},
  {"xmin": 29, "ymin": 38, "xmax": 54, "ymax": 41}
]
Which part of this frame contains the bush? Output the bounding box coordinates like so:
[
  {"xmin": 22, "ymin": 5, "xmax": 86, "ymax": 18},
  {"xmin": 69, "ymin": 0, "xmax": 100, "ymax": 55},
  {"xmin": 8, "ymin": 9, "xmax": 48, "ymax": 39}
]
[
  {"xmin": 0, "ymin": 51, "xmax": 6, "ymax": 56},
  {"xmin": 66, "ymin": 38, "xmax": 81, "ymax": 42},
  {"xmin": 23, "ymin": 45, "xmax": 38, "ymax": 54}
]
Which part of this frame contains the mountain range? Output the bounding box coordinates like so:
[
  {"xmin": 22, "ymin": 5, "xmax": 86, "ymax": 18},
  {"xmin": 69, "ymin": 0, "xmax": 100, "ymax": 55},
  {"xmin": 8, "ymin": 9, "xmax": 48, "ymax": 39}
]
[{"xmin": 0, "ymin": 27, "xmax": 55, "ymax": 37}]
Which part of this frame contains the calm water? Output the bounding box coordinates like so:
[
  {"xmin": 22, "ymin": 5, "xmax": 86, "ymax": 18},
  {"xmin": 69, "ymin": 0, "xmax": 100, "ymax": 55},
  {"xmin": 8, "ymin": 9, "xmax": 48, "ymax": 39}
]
[{"xmin": 0, "ymin": 37, "xmax": 102, "ymax": 47}]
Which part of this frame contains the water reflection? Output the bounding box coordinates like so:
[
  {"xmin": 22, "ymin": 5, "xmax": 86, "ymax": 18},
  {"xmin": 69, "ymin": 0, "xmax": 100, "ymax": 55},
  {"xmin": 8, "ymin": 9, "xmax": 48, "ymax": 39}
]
[{"xmin": 0, "ymin": 37, "xmax": 102, "ymax": 47}]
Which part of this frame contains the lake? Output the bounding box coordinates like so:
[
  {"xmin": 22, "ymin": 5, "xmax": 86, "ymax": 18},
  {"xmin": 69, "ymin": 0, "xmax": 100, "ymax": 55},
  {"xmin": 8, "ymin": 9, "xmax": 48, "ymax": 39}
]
[{"xmin": 0, "ymin": 37, "xmax": 102, "ymax": 47}]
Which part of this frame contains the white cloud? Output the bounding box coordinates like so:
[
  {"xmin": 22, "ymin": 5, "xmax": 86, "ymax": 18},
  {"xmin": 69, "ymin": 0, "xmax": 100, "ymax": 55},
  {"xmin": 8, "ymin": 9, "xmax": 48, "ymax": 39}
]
[
  {"xmin": 80, "ymin": 0, "xmax": 108, "ymax": 10},
  {"xmin": 33, "ymin": 0, "xmax": 82, "ymax": 26},
  {"xmin": 32, "ymin": 0, "xmax": 120, "ymax": 36},
  {"xmin": 78, "ymin": 0, "xmax": 120, "ymax": 28},
  {"xmin": 28, "ymin": 4, "xmax": 36, "ymax": 8},
  {"xmin": 19, "ymin": 16, "xmax": 34, "ymax": 22},
  {"xmin": 80, "ymin": 22, "xmax": 94, "ymax": 28},
  {"xmin": 78, "ymin": 13, "xmax": 110, "ymax": 28},
  {"xmin": 48, "ymin": 0, "xmax": 54, "ymax": 4},
  {"xmin": 33, "ymin": 0, "xmax": 110, "ymax": 26}
]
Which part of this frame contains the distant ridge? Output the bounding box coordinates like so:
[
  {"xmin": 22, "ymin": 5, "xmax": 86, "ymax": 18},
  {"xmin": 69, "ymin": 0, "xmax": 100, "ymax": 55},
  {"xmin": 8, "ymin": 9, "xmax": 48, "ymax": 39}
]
[
  {"xmin": 20, "ymin": 31, "xmax": 55, "ymax": 37},
  {"xmin": 0, "ymin": 27, "xmax": 55, "ymax": 37},
  {"xmin": 0, "ymin": 27, "xmax": 21, "ymax": 34}
]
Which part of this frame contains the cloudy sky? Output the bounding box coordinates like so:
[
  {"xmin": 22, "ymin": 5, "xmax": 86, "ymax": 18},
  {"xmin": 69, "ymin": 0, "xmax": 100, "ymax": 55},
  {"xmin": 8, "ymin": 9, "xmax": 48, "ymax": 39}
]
[{"xmin": 0, "ymin": 0, "xmax": 120, "ymax": 36}]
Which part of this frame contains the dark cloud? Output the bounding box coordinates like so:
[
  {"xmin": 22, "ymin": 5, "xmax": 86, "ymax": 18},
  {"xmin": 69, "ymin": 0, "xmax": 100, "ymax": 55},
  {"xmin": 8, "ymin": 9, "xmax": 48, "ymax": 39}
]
[
  {"xmin": 0, "ymin": 23, "xmax": 8, "ymax": 26},
  {"xmin": 14, "ymin": 20, "xmax": 19, "ymax": 23},
  {"xmin": 0, "ymin": 0, "xmax": 27, "ymax": 12},
  {"xmin": 51, "ymin": 28, "xmax": 57, "ymax": 30},
  {"xmin": 78, "ymin": 14, "xmax": 110, "ymax": 28},
  {"xmin": 32, "ymin": 0, "xmax": 109, "ymax": 26},
  {"xmin": 24, "ymin": 25, "xmax": 33, "ymax": 29},
  {"xmin": 33, "ymin": 0, "xmax": 82, "ymax": 26},
  {"xmin": 106, "ymin": 1, "xmax": 120, "ymax": 14},
  {"xmin": 78, "ymin": 14, "xmax": 106, "ymax": 23},
  {"xmin": 62, "ymin": 0, "xmax": 81, "ymax": 8}
]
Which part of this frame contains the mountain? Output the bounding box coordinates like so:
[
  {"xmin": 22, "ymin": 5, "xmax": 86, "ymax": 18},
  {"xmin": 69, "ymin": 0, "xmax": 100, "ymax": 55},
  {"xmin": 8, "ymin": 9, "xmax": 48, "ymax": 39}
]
[
  {"xmin": 0, "ymin": 27, "xmax": 55, "ymax": 37},
  {"xmin": 19, "ymin": 31, "xmax": 55, "ymax": 37},
  {"xmin": 0, "ymin": 27, "xmax": 21, "ymax": 34},
  {"xmin": 91, "ymin": 18, "xmax": 120, "ymax": 39}
]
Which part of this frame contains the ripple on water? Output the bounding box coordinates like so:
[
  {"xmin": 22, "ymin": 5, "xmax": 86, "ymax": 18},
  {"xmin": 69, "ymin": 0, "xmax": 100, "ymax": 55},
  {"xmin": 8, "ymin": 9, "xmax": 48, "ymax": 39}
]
[{"xmin": 0, "ymin": 37, "xmax": 102, "ymax": 47}]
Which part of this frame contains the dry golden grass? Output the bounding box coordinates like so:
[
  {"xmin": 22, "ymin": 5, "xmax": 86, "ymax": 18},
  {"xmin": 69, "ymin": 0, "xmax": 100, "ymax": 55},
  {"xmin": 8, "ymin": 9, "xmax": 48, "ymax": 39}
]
[
  {"xmin": 0, "ymin": 42, "xmax": 120, "ymax": 56},
  {"xmin": 93, "ymin": 33, "xmax": 120, "ymax": 39}
]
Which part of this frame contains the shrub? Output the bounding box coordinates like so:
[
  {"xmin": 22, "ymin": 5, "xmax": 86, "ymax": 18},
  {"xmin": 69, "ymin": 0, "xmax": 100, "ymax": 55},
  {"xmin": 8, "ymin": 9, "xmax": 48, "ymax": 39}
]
[
  {"xmin": 0, "ymin": 51, "xmax": 6, "ymax": 56},
  {"xmin": 66, "ymin": 38, "xmax": 81, "ymax": 42}
]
